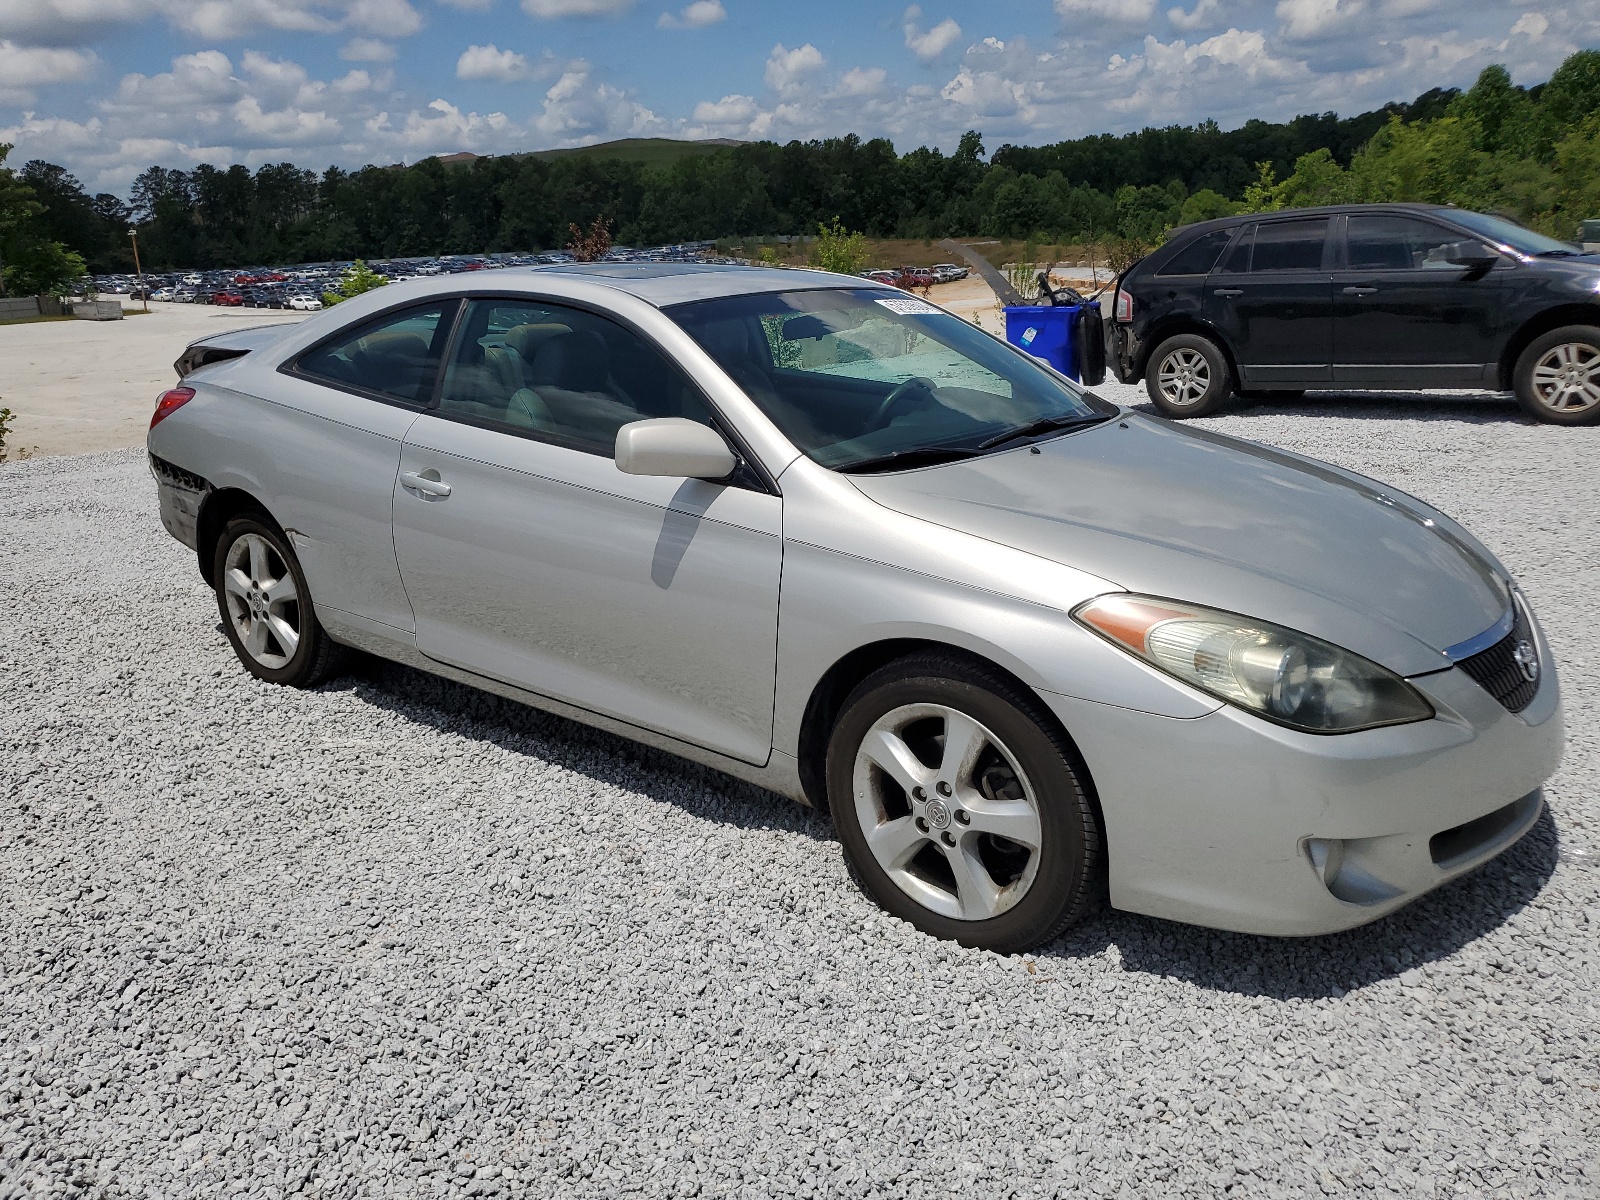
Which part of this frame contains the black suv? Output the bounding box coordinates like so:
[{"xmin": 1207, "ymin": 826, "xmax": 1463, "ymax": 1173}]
[{"xmin": 1107, "ymin": 203, "xmax": 1600, "ymax": 425}]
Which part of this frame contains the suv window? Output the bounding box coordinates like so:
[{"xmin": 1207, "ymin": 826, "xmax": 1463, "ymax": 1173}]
[
  {"xmin": 1216, "ymin": 227, "xmax": 1253, "ymax": 273},
  {"xmin": 1347, "ymin": 214, "xmax": 1485, "ymax": 271},
  {"xmin": 296, "ymin": 302, "xmax": 454, "ymax": 404},
  {"xmin": 1250, "ymin": 218, "xmax": 1329, "ymax": 272},
  {"xmin": 1156, "ymin": 230, "xmax": 1233, "ymax": 277},
  {"xmin": 435, "ymin": 298, "xmax": 716, "ymax": 456}
]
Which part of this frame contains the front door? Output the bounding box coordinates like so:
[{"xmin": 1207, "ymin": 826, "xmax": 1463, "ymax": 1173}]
[
  {"xmin": 390, "ymin": 296, "xmax": 783, "ymax": 765},
  {"xmin": 1204, "ymin": 217, "xmax": 1334, "ymax": 386},
  {"xmin": 1332, "ymin": 212, "xmax": 1504, "ymax": 386}
]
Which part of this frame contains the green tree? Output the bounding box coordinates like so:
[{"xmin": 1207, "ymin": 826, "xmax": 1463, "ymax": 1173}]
[
  {"xmin": 810, "ymin": 216, "xmax": 870, "ymax": 275},
  {"xmin": 1541, "ymin": 49, "xmax": 1600, "ymax": 128},
  {"xmin": 1177, "ymin": 188, "xmax": 1238, "ymax": 225},
  {"xmin": 322, "ymin": 259, "xmax": 388, "ymax": 306}
]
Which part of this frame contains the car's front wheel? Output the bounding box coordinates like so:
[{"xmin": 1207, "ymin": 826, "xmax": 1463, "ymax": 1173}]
[
  {"xmin": 1514, "ymin": 326, "xmax": 1600, "ymax": 424},
  {"xmin": 825, "ymin": 654, "xmax": 1102, "ymax": 953},
  {"xmin": 1145, "ymin": 333, "xmax": 1233, "ymax": 418},
  {"xmin": 213, "ymin": 514, "xmax": 348, "ymax": 687}
]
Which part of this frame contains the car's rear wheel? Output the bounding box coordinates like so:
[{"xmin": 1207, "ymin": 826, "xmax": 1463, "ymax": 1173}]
[
  {"xmin": 825, "ymin": 654, "xmax": 1102, "ymax": 952},
  {"xmin": 213, "ymin": 514, "xmax": 348, "ymax": 687},
  {"xmin": 1514, "ymin": 326, "xmax": 1600, "ymax": 424},
  {"xmin": 1145, "ymin": 334, "xmax": 1233, "ymax": 418}
]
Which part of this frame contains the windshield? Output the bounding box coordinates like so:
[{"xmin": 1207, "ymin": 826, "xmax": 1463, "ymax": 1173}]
[
  {"xmin": 667, "ymin": 287, "xmax": 1114, "ymax": 471},
  {"xmin": 1445, "ymin": 210, "xmax": 1577, "ymax": 256}
]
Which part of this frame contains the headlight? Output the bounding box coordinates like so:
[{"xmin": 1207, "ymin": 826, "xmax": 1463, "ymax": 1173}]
[{"xmin": 1073, "ymin": 594, "xmax": 1434, "ymax": 733}]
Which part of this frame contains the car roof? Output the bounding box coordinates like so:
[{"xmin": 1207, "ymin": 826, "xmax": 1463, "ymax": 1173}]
[
  {"xmin": 496, "ymin": 262, "xmax": 870, "ymax": 307},
  {"xmin": 1170, "ymin": 201, "xmax": 1458, "ymax": 241}
]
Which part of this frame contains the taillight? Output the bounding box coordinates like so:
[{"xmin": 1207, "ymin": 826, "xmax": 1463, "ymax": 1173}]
[
  {"xmin": 150, "ymin": 387, "xmax": 195, "ymax": 429},
  {"xmin": 1114, "ymin": 288, "xmax": 1134, "ymax": 323}
]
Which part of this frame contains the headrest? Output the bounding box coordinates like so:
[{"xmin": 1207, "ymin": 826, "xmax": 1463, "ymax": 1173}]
[
  {"xmin": 358, "ymin": 331, "xmax": 429, "ymax": 362},
  {"xmin": 503, "ymin": 322, "xmax": 571, "ymax": 364},
  {"xmin": 529, "ymin": 329, "xmax": 610, "ymax": 392}
]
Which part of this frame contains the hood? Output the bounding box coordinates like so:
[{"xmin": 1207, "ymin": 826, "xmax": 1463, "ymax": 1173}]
[{"xmin": 849, "ymin": 415, "xmax": 1510, "ymax": 677}]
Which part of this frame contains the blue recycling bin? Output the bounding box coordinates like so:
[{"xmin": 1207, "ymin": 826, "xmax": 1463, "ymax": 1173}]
[{"xmin": 1004, "ymin": 302, "xmax": 1097, "ymax": 381}]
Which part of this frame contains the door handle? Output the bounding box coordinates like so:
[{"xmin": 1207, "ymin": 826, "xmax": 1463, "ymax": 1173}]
[
  {"xmin": 1343, "ymin": 286, "xmax": 1378, "ymax": 296},
  {"xmin": 1213, "ymin": 288, "xmax": 1244, "ymax": 297},
  {"xmin": 400, "ymin": 470, "xmax": 452, "ymax": 498}
]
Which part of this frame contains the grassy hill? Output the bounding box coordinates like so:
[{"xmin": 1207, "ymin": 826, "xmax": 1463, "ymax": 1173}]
[{"xmin": 520, "ymin": 138, "xmax": 745, "ymax": 167}]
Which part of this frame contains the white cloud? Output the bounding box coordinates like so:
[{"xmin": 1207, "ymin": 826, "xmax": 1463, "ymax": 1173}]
[
  {"xmin": 0, "ymin": 38, "xmax": 96, "ymax": 103},
  {"xmin": 691, "ymin": 93, "xmax": 757, "ymax": 124},
  {"xmin": 1054, "ymin": 0, "xmax": 1158, "ymax": 24},
  {"xmin": 1509, "ymin": 11, "xmax": 1548, "ymax": 39},
  {"xmin": 1274, "ymin": 0, "xmax": 1364, "ymax": 40},
  {"xmin": 0, "ymin": 0, "xmax": 152, "ymax": 45},
  {"xmin": 531, "ymin": 58, "xmax": 664, "ymax": 140},
  {"xmin": 347, "ymin": 0, "xmax": 423, "ymax": 35},
  {"xmin": 764, "ymin": 42, "xmax": 824, "ymax": 94},
  {"xmin": 657, "ymin": 0, "xmax": 723, "ymax": 28},
  {"xmin": 340, "ymin": 36, "xmax": 395, "ymax": 60},
  {"xmin": 836, "ymin": 66, "xmax": 887, "ymax": 95},
  {"xmin": 456, "ymin": 42, "xmax": 530, "ymax": 80},
  {"xmin": 521, "ymin": 0, "xmax": 630, "ymax": 16},
  {"xmin": 902, "ymin": 7, "xmax": 962, "ymax": 60},
  {"xmin": 1167, "ymin": 0, "xmax": 1220, "ymax": 32}
]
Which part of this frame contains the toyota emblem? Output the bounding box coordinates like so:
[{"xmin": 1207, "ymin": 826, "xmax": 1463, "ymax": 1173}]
[{"xmin": 1512, "ymin": 640, "xmax": 1540, "ymax": 684}]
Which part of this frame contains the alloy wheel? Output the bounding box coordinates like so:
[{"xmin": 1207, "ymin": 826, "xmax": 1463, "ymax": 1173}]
[
  {"xmin": 222, "ymin": 533, "xmax": 301, "ymax": 669},
  {"xmin": 1156, "ymin": 347, "xmax": 1211, "ymax": 408},
  {"xmin": 851, "ymin": 703, "xmax": 1043, "ymax": 921},
  {"xmin": 1530, "ymin": 342, "xmax": 1600, "ymax": 415}
]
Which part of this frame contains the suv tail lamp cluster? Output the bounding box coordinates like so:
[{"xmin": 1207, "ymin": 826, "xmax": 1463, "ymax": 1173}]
[
  {"xmin": 1114, "ymin": 288, "xmax": 1134, "ymax": 324},
  {"xmin": 150, "ymin": 387, "xmax": 196, "ymax": 429}
]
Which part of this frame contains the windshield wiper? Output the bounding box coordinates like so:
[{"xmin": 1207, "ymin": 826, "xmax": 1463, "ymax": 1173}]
[
  {"xmin": 977, "ymin": 413, "xmax": 1112, "ymax": 450},
  {"xmin": 837, "ymin": 446, "xmax": 987, "ymax": 474},
  {"xmin": 1535, "ymin": 249, "xmax": 1580, "ymax": 257}
]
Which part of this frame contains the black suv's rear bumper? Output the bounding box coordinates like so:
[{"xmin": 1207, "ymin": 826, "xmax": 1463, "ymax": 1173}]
[{"xmin": 1106, "ymin": 321, "xmax": 1140, "ymax": 384}]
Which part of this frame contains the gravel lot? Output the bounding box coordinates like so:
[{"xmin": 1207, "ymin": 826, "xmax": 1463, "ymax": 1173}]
[{"xmin": 2, "ymin": 388, "xmax": 1597, "ymax": 1199}]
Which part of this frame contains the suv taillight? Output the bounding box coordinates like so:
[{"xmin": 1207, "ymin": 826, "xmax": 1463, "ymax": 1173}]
[
  {"xmin": 1114, "ymin": 288, "xmax": 1134, "ymax": 324},
  {"xmin": 150, "ymin": 387, "xmax": 195, "ymax": 429}
]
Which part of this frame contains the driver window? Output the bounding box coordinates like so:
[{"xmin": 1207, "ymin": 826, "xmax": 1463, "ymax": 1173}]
[
  {"xmin": 1347, "ymin": 215, "xmax": 1489, "ymax": 271},
  {"xmin": 435, "ymin": 299, "xmax": 716, "ymax": 455}
]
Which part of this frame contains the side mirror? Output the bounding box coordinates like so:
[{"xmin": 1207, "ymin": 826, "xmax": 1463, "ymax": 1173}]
[
  {"xmin": 1444, "ymin": 241, "xmax": 1500, "ymax": 271},
  {"xmin": 615, "ymin": 418, "xmax": 738, "ymax": 480}
]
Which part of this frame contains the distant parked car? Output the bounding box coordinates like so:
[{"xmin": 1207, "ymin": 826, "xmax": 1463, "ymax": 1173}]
[
  {"xmin": 931, "ymin": 263, "xmax": 969, "ymax": 283},
  {"xmin": 212, "ymin": 291, "xmax": 245, "ymax": 307},
  {"xmin": 1109, "ymin": 202, "xmax": 1600, "ymax": 425},
  {"xmin": 147, "ymin": 264, "xmax": 1559, "ymax": 951},
  {"xmin": 288, "ymin": 295, "xmax": 324, "ymax": 311}
]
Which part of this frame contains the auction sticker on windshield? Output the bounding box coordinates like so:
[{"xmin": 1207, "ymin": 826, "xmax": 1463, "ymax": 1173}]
[{"xmin": 875, "ymin": 296, "xmax": 942, "ymax": 316}]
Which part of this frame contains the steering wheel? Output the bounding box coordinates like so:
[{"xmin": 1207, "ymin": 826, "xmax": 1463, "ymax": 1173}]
[{"xmin": 867, "ymin": 377, "xmax": 937, "ymax": 431}]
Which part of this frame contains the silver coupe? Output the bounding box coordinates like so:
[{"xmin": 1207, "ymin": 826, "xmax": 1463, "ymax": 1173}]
[{"xmin": 147, "ymin": 264, "xmax": 1563, "ymax": 952}]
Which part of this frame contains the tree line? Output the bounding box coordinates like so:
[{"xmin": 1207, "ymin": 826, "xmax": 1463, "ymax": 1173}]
[{"xmin": 5, "ymin": 48, "xmax": 1600, "ymax": 285}]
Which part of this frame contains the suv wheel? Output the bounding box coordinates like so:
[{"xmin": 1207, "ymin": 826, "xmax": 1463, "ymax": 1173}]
[
  {"xmin": 1515, "ymin": 326, "xmax": 1600, "ymax": 424},
  {"xmin": 213, "ymin": 514, "xmax": 349, "ymax": 687},
  {"xmin": 825, "ymin": 654, "xmax": 1103, "ymax": 953},
  {"xmin": 1146, "ymin": 334, "xmax": 1233, "ymax": 418}
]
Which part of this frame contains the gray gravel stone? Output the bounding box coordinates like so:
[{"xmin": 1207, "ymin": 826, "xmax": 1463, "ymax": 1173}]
[{"xmin": 2, "ymin": 388, "xmax": 1597, "ymax": 1198}]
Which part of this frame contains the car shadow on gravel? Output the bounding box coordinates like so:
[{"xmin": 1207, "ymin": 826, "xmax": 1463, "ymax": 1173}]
[
  {"xmin": 1042, "ymin": 804, "xmax": 1562, "ymax": 1000},
  {"xmin": 1126, "ymin": 391, "xmax": 1537, "ymax": 425},
  {"xmin": 333, "ymin": 657, "xmax": 835, "ymax": 843}
]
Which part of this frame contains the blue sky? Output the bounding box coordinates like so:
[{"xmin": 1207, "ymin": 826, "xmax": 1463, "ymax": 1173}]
[{"xmin": 0, "ymin": 0, "xmax": 1592, "ymax": 193}]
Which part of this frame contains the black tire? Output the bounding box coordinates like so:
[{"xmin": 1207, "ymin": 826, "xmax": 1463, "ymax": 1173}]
[
  {"xmin": 1144, "ymin": 333, "xmax": 1233, "ymax": 418},
  {"xmin": 212, "ymin": 513, "xmax": 349, "ymax": 687},
  {"xmin": 1513, "ymin": 325, "xmax": 1600, "ymax": 425},
  {"xmin": 825, "ymin": 653, "xmax": 1102, "ymax": 953}
]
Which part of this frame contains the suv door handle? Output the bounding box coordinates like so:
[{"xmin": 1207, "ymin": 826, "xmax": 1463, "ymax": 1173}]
[
  {"xmin": 1213, "ymin": 288, "xmax": 1244, "ymax": 297},
  {"xmin": 1343, "ymin": 286, "xmax": 1378, "ymax": 296},
  {"xmin": 400, "ymin": 470, "xmax": 452, "ymax": 498}
]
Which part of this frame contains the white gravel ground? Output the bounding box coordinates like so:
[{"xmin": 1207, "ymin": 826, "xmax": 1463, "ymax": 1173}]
[{"xmin": 2, "ymin": 387, "xmax": 1598, "ymax": 1200}]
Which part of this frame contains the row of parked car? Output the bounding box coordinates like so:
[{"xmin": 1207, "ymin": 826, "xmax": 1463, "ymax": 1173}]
[
  {"xmin": 91, "ymin": 242, "xmax": 732, "ymax": 309},
  {"xmin": 860, "ymin": 264, "xmax": 970, "ymax": 286}
]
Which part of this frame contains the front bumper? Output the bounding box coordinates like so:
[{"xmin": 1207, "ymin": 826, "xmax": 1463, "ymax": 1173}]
[{"xmin": 1042, "ymin": 648, "xmax": 1563, "ymax": 936}]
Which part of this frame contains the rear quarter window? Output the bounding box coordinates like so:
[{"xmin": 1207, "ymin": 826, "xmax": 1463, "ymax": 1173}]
[{"xmin": 1154, "ymin": 230, "xmax": 1234, "ymax": 277}]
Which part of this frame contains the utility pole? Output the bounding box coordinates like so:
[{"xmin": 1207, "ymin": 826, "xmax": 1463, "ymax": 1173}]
[{"xmin": 129, "ymin": 227, "xmax": 148, "ymax": 313}]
